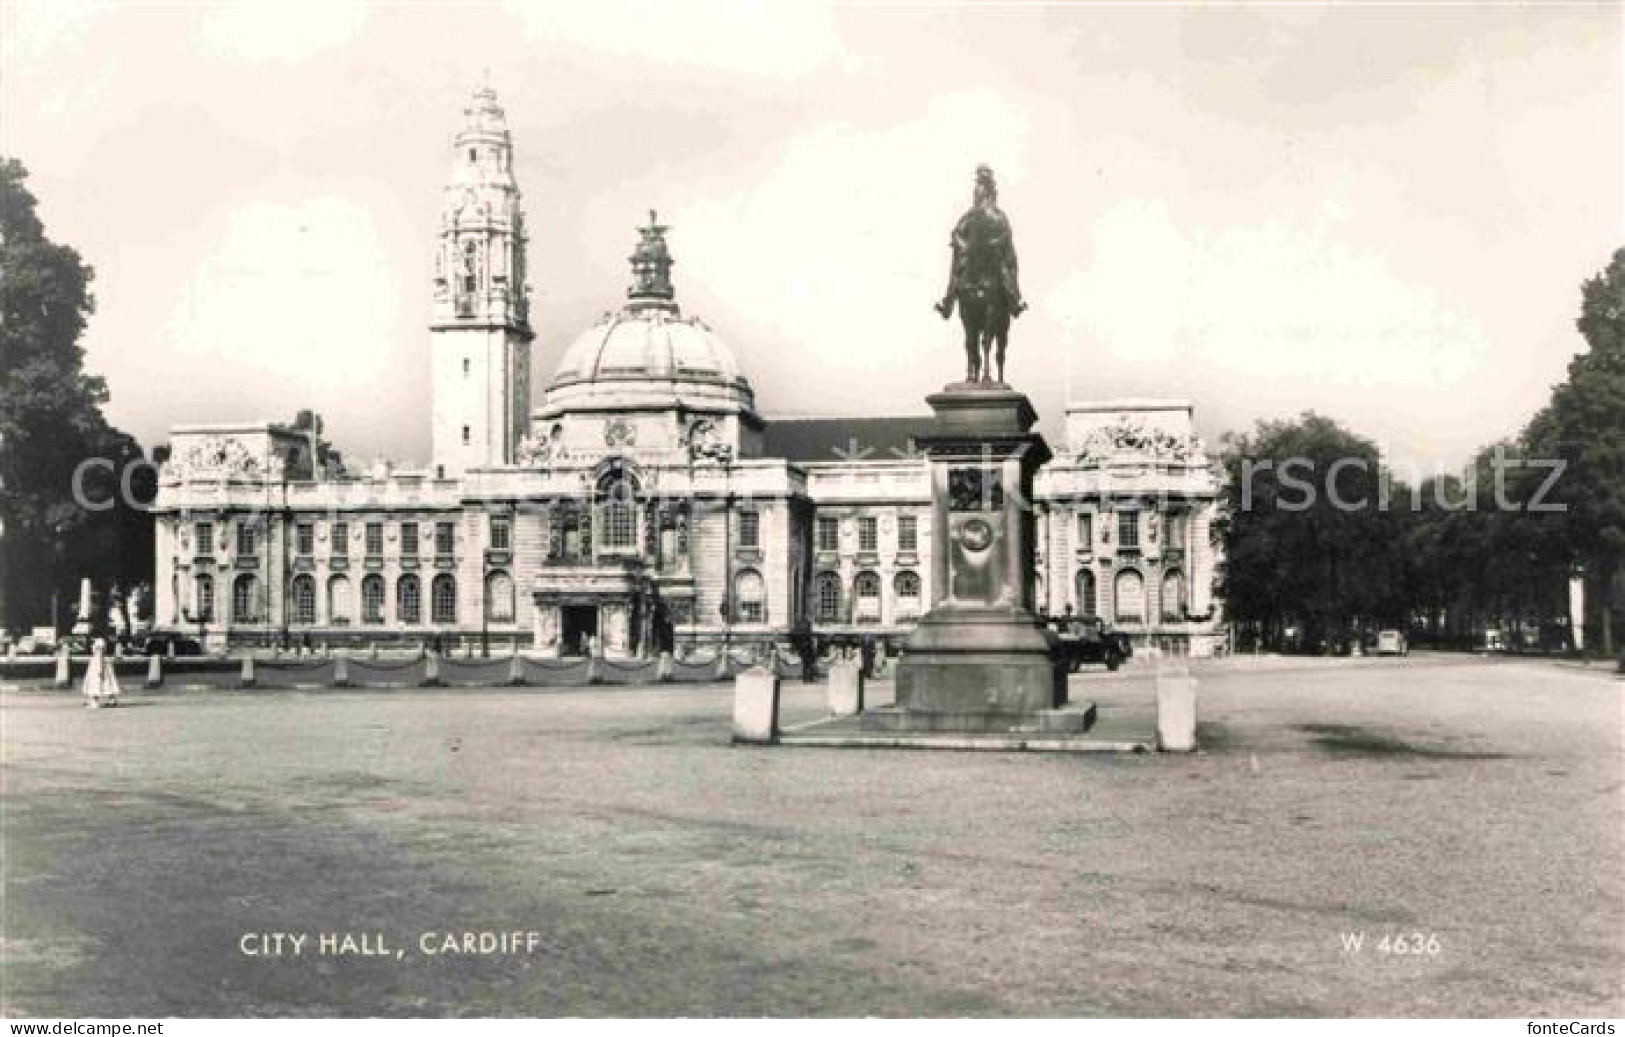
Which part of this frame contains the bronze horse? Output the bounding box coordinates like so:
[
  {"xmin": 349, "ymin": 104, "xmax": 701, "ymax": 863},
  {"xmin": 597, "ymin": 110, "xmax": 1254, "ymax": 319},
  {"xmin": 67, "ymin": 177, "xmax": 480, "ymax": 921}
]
[{"xmin": 947, "ymin": 246, "xmax": 1016, "ymax": 384}]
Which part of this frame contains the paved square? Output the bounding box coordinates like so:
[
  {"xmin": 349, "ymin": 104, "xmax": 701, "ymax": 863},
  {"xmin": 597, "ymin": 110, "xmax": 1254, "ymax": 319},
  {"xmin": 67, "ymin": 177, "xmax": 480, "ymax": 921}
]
[{"xmin": 2, "ymin": 656, "xmax": 1620, "ymax": 1017}]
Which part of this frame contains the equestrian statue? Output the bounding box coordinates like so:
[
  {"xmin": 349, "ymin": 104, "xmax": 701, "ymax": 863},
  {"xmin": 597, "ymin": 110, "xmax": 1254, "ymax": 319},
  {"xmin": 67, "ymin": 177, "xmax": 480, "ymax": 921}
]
[{"xmin": 934, "ymin": 164, "xmax": 1026, "ymax": 384}]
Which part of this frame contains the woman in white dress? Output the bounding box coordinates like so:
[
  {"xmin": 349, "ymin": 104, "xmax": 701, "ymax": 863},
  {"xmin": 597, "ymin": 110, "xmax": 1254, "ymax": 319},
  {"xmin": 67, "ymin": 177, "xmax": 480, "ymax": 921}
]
[{"xmin": 81, "ymin": 637, "xmax": 121, "ymax": 708}]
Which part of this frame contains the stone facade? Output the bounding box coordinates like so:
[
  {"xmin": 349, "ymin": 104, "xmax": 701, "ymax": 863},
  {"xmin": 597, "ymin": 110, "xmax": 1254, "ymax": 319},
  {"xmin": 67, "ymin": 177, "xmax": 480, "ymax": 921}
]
[{"xmin": 150, "ymin": 87, "xmax": 1224, "ymax": 657}]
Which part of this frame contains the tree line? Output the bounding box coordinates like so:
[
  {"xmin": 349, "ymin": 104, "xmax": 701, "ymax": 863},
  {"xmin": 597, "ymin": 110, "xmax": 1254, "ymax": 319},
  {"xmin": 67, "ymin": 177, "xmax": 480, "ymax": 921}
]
[
  {"xmin": 1, "ymin": 160, "xmax": 154, "ymax": 635},
  {"xmin": 1216, "ymin": 249, "xmax": 1624, "ymax": 658}
]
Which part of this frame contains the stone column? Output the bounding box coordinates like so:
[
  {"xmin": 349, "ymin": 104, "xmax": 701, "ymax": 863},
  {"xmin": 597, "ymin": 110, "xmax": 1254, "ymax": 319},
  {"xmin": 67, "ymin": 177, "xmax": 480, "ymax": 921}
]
[{"xmin": 880, "ymin": 385, "xmax": 1066, "ymax": 732}]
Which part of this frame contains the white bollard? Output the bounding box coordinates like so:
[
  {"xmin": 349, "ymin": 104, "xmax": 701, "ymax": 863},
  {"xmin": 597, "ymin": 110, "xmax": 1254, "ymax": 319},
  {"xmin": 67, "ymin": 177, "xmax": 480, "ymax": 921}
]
[
  {"xmin": 1155, "ymin": 672, "xmax": 1198, "ymax": 752},
  {"xmin": 145, "ymin": 654, "xmax": 163, "ymax": 689},
  {"xmin": 732, "ymin": 666, "xmax": 780, "ymax": 744},
  {"xmin": 826, "ymin": 660, "xmax": 864, "ymax": 717},
  {"xmin": 53, "ymin": 647, "xmax": 71, "ymax": 689},
  {"xmin": 240, "ymin": 655, "xmax": 256, "ymax": 689}
]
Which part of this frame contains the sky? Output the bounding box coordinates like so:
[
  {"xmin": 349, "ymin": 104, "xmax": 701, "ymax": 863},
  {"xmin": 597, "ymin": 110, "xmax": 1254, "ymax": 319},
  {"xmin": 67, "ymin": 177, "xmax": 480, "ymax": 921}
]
[{"xmin": 3, "ymin": 0, "xmax": 1621, "ymax": 475}]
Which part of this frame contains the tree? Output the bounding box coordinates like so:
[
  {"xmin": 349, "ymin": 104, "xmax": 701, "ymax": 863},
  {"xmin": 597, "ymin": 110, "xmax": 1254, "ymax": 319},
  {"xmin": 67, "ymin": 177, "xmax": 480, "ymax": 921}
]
[
  {"xmin": 1216, "ymin": 411, "xmax": 1411, "ymax": 651},
  {"xmin": 0, "ymin": 158, "xmax": 154, "ymax": 635},
  {"xmin": 1522, "ymin": 248, "xmax": 1625, "ymax": 656}
]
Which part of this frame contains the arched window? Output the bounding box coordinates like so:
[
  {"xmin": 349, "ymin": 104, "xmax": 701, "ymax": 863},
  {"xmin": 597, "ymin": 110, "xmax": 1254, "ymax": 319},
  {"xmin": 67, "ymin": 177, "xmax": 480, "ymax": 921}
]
[
  {"xmin": 597, "ymin": 471, "xmax": 638, "ymax": 551},
  {"xmin": 894, "ymin": 570, "xmax": 921, "ymax": 615},
  {"xmin": 361, "ymin": 574, "xmax": 385, "ymax": 624},
  {"xmin": 232, "ymin": 574, "xmax": 257, "ymax": 623},
  {"xmin": 1076, "ymin": 568, "xmax": 1097, "ymax": 617},
  {"xmin": 1114, "ymin": 569, "xmax": 1145, "ymax": 624},
  {"xmin": 397, "ymin": 574, "xmax": 421, "ymax": 625},
  {"xmin": 194, "ymin": 574, "xmax": 215, "ymax": 621},
  {"xmin": 328, "ymin": 574, "xmax": 351, "ymax": 624},
  {"xmin": 291, "ymin": 574, "xmax": 316, "ymax": 625},
  {"xmin": 486, "ymin": 571, "xmax": 514, "ymax": 623},
  {"xmin": 815, "ymin": 571, "xmax": 841, "ymax": 623},
  {"xmin": 854, "ymin": 570, "xmax": 881, "ymax": 623},
  {"xmin": 735, "ymin": 568, "xmax": 765, "ymax": 623},
  {"xmin": 1161, "ymin": 570, "xmax": 1186, "ymax": 621},
  {"xmin": 431, "ymin": 574, "xmax": 457, "ymax": 625}
]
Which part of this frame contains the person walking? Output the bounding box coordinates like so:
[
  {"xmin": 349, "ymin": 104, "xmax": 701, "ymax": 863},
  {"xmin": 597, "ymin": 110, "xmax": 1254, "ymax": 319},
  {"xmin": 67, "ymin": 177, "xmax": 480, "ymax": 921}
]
[{"xmin": 81, "ymin": 637, "xmax": 122, "ymax": 708}]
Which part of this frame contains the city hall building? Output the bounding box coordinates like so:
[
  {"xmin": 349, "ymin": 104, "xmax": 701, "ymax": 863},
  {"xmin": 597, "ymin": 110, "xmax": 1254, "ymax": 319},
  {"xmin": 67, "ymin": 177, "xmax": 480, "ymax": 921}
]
[{"xmin": 151, "ymin": 87, "xmax": 1224, "ymax": 657}]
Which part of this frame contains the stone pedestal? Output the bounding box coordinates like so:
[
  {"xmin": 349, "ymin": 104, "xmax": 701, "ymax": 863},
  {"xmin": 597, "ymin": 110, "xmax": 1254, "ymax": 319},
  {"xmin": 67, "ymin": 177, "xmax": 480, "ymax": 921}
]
[
  {"xmin": 1156, "ymin": 672, "xmax": 1197, "ymax": 752},
  {"xmin": 732, "ymin": 666, "xmax": 780, "ymax": 744},
  {"xmin": 874, "ymin": 384, "xmax": 1068, "ymax": 733},
  {"xmin": 827, "ymin": 661, "xmax": 864, "ymax": 716}
]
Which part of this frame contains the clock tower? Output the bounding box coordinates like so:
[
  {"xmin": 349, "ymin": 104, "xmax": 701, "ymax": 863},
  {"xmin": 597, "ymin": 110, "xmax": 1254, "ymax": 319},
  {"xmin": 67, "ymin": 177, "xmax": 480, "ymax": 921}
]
[{"xmin": 430, "ymin": 84, "xmax": 533, "ymax": 475}]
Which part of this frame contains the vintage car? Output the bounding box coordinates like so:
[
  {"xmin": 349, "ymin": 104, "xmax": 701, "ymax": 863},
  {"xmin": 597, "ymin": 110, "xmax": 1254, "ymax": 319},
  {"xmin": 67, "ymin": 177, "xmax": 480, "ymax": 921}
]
[{"xmin": 1048, "ymin": 615, "xmax": 1132, "ymax": 672}]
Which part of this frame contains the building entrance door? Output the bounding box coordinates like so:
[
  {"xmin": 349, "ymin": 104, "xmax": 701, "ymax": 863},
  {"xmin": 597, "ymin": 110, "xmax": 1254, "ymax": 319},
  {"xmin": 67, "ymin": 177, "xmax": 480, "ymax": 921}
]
[{"xmin": 561, "ymin": 605, "xmax": 598, "ymax": 656}]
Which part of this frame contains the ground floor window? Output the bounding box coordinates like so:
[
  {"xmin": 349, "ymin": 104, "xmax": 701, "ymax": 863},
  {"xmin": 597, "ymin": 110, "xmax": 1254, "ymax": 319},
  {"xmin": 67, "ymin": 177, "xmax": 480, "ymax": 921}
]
[
  {"xmin": 735, "ymin": 568, "xmax": 765, "ymax": 623},
  {"xmin": 815, "ymin": 571, "xmax": 841, "ymax": 623},
  {"xmin": 362, "ymin": 574, "xmax": 385, "ymax": 624},
  {"xmin": 1114, "ymin": 569, "xmax": 1145, "ymax": 623},
  {"xmin": 432, "ymin": 574, "xmax": 457, "ymax": 624},
  {"xmin": 894, "ymin": 570, "xmax": 921, "ymax": 615},
  {"xmin": 1076, "ymin": 568, "xmax": 1097, "ymax": 617},
  {"xmin": 854, "ymin": 570, "xmax": 881, "ymax": 622},
  {"xmin": 1161, "ymin": 570, "xmax": 1186, "ymax": 621},
  {"xmin": 397, "ymin": 574, "xmax": 421, "ymax": 625},
  {"xmin": 194, "ymin": 574, "xmax": 215, "ymax": 621},
  {"xmin": 292, "ymin": 574, "xmax": 316, "ymax": 624},
  {"xmin": 232, "ymin": 574, "xmax": 257, "ymax": 623},
  {"xmin": 328, "ymin": 575, "xmax": 351, "ymax": 624},
  {"xmin": 486, "ymin": 571, "xmax": 514, "ymax": 622}
]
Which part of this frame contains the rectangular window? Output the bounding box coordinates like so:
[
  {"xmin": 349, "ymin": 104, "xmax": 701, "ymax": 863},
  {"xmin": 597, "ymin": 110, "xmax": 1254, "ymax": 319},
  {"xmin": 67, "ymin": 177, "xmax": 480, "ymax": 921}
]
[
  {"xmin": 739, "ymin": 601, "xmax": 764, "ymax": 623},
  {"xmin": 235, "ymin": 522, "xmax": 256, "ymax": 556},
  {"xmin": 858, "ymin": 516, "xmax": 878, "ymax": 553},
  {"xmin": 816, "ymin": 516, "xmax": 838, "ymax": 553},
  {"xmin": 897, "ymin": 515, "xmax": 918, "ymax": 553},
  {"xmin": 1076, "ymin": 512, "xmax": 1092, "ymax": 549},
  {"xmin": 365, "ymin": 522, "xmax": 384, "ymax": 557},
  {"xmin": 435, "ymin": 521, "xmax": 455, "ymax": 557},
  {"xmin": 400, "ymin": 522, "xmax": 418, "ymax": 556},
  {"xmin": 1165, "ymin": 513, "xmax": 1186, "ymax": 550},
  {"xmin": 296, "ymin": 523, "xmax": 314, "ymax": 557},
  {"xmin": 490, "ymin": 515, "xmax": 511, "ymax": 551},
  {"xmin": 1117, "ymin": 511, "xmax": 1139, "ymax": 550},
  {"xmin": 332, "ymin": 521, "xmax": 349, "ymax": 556},
  {"xmin": 739, "ymin": 511, "xmax": 760, "ymax": 549},
  {"xmin": 195, "ymin": 522, "xmax": 214, "ymax": 556}
]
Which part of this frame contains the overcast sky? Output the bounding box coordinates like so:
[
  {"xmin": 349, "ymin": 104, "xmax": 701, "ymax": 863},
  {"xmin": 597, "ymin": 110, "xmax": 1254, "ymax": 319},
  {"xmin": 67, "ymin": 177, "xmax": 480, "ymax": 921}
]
[{"xmin": 4, "ymin": 0, "xmax": 1620, "ymax": 474}]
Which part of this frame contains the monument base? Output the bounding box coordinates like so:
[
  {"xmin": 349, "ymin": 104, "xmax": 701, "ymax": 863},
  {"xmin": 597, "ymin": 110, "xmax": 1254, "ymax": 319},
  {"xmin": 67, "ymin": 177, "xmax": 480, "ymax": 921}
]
[
  {"xmin": 861, "ymin": 701, "xmax": 1096, "ymax": 735},
  {"xmin": 887, "ymin": 604, "xmax": 1068, "ymax": 732}
]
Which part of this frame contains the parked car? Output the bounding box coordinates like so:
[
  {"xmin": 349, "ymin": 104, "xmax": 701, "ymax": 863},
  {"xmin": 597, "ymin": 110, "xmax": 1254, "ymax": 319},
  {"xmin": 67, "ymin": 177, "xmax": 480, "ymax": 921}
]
[
  {"xmin": 134, "ymin": 631, "xmax": 203, "ymax": 657},
  {"xmin": 1049, "ymin": 615, "xmax": 1131, "ymax": 672},
  {"xmin": 1374, "ymin": 629, "xmax": 1408, "ymax": 656}
]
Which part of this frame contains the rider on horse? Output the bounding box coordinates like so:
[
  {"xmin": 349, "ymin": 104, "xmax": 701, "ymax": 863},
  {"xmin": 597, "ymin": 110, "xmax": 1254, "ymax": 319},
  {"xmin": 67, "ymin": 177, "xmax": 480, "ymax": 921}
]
[{"xmin": 935, "ymin": 165, "xmax": 1026, "ymax": 320}]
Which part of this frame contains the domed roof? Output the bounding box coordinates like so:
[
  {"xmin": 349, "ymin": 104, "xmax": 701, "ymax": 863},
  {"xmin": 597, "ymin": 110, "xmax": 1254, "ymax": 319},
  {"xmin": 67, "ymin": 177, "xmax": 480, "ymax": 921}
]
[
  {"xmin": 551, "ymin": 306, "xmax": 744, "ymax": 387},
  {"xmin": 547, "ymin": 211, "xmax": 749, "ymax": 391}
]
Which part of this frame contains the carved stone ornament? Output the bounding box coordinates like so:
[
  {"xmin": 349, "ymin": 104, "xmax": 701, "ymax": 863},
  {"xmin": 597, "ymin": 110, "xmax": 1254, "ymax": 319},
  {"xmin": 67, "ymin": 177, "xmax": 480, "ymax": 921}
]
[
  {"xmin": 516, "ymin": 432, "xmax": 554, "ymax": 466},
  {"xmin": 164, "ymin": 436, "xmax": 280, "ymax": 482},
  {"xmin": 604, "ymin": 418, "xmax": 636, "ymax": 448},
  {"xmin": 1075, "ymin": 417, "xmax": 1205, "ymax": 463},
  {"xmin": 683, "ymin": 416, "xmax": 733, "ymax": 464}
]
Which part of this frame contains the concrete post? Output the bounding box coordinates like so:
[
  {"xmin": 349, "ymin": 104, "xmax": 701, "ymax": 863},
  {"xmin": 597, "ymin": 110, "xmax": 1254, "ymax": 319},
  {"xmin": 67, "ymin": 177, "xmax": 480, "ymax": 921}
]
[
  {"xmin": 53, "ymin": 646, "xmax": 71, "ymax": 689},
  {"xmin": 334, "ymin": 653, "xmax": 351, "ymax": 689},
  {"xmin": 1155, "ymin": 671, "xmax": 1198, "ymax": 752},
  {"xmin": 508, "ymin": 654, "xmax": 525, "ymax": 686},
  {"xmin": 423, "ymin": 653, "xmax": 441, "ymax": 687},
  {"xmin": 657, "ymin": 651, "xmax": 673, "ymax": 682},
  {"xmin": 145, "ymin": 654, "xmax": 163, "ymax": 689},
  {"xmin": 827, "ymin": 660, "xmax": 864, "ymax": 717},
  {"xmin": 732, "ymin": 666, "xmax": 780, "ymax": 744},
  {"xmin": 240, "ymin": 655, "xmax": 256, "ymax": 689}
]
